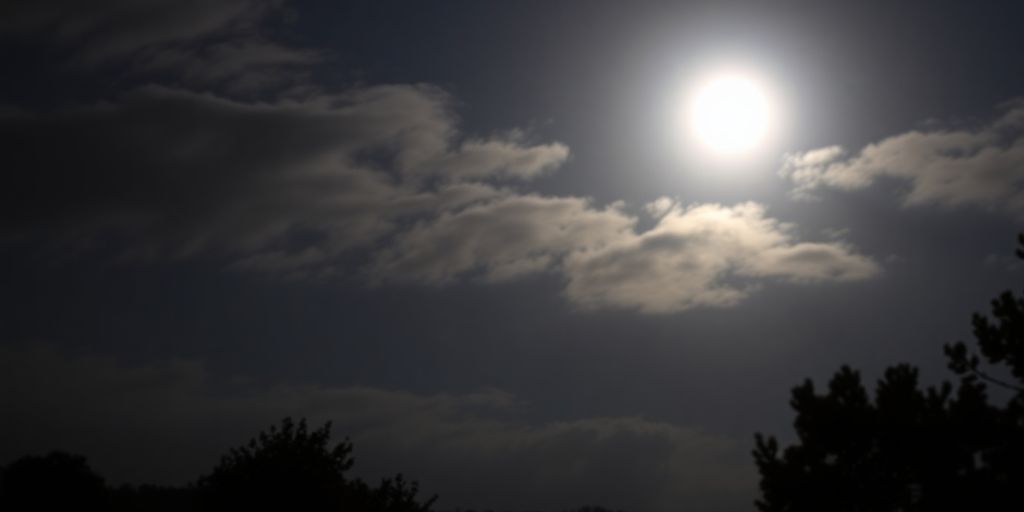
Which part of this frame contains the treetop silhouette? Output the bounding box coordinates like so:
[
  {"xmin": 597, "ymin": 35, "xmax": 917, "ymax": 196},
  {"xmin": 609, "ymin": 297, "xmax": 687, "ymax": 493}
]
[
  {"xmin": 0, "ymin": 451, "xmax": 107, "ymax": 510},
  {"xmin": 754, "ymin": 234, "xmax": 1024, "ymax": 511},
  {"xmin": 196, "ymin": 417, "xmax": 436, "ymax": 511},
  {"xmin": 1, "ymin": 417, "xmax": 437, "ymax": 512}
]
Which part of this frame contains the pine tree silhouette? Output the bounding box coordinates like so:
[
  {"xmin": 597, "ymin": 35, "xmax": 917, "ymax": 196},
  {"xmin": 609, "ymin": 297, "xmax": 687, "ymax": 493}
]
[{"xmin": 754, "ymin": 235, "xmax": 1024, "ymax": 511}]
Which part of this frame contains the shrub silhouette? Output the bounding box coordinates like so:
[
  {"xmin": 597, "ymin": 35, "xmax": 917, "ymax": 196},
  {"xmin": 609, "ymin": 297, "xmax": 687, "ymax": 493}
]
[
  {"xmin": 753, "ymin": 235, "xmax": 1024, "ymax": 511},
  {"xmin": 196, "ymin": 417, "xmax": 354, "ymax": 510},
  {"xmin": 109, "ymin": 483, "xmax": 197, "ymax": 511},
  {"xmin": 196, "ymin": 417, "xmax": 436, "ymax": 512},
  {"xmin": 0, "ymin": 451, "xmax": 108, "ymax": 510},
  {"xmin": 346, "ymin": 473, "xmax": 437, "ymax": 512},
  {"xmin": 1, "ymin": 418, "xmax": 436, "ymax": 511}
]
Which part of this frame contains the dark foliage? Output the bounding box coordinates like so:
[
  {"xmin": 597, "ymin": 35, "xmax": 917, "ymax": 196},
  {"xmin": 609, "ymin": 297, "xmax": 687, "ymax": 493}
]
[
  {"xmin": 562, "ymin": 507, "xmax": 627, "ymax": 512},
  {"xmin": 0, "ymin": 451, "xmax": 108, "ymax": 510},
  {"xmin": 196, "ymin": 417, "xmax": 437, "ymax": 512},
  {"xmin": 196, "ymin": 417, "xmax": 355, "ymax": 510},
  {"xmin": 0, "ymin": 417, "xmax": 437, "ymax": 512},
  {"xmin": 110, "ymin": 484, "xmax": 198, "ymax": 511},
  {"xmin": 451, "ymin": 507, "xmax": 625, "ymax": 512},
  {"xmin": 347, "ymin": 474, "xmax": 438, "ymax": 512},
  {"xmin": 0, "ymin": 415, "xmax": 626, "ymax": 511},
  {"xmin": 754, "ymin": 235, "xmax": 1024, "ymax": 511}
]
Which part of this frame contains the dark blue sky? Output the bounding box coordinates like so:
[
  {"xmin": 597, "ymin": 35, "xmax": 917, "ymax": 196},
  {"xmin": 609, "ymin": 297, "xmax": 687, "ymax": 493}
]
[{"xmin": 3, "ymin": 1, "xmax": 1024, "ymax": 511}]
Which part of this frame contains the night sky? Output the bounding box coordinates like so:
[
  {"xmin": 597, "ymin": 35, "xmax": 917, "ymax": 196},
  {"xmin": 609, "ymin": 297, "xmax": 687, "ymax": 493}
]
[{"xmin": 3, "ymin": 1, "xmax": 1024, "ymax": 510}]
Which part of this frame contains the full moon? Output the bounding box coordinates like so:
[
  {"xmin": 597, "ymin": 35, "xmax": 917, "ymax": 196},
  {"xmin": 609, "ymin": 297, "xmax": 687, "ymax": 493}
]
[{"xmin": 688, "ymin": 72, "xmax": 771, "ymax": 156}]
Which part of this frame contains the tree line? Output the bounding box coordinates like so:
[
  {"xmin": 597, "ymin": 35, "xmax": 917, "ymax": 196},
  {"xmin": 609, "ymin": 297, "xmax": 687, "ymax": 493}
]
[
  {"xmin": 0, "ymin": 417, "xmax": 435, "ymax": 511},
  {"xmin": 754, "ymin": 235, "xmax": 1024, "ymax": 511},
  {"xmin": 0, "ymin": 417, "xmax": 626, "ymax": 512}
]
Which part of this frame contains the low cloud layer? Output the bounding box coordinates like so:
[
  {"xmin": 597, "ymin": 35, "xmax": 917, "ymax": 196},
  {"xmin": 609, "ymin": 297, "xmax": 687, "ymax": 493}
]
[
  {"xmin": 781, "ymin": 100, "xmax": 1024, "ymax": 216},
  {"xmin": 0, "ymin": 345, "xmax": 754, "ymax": 512}
]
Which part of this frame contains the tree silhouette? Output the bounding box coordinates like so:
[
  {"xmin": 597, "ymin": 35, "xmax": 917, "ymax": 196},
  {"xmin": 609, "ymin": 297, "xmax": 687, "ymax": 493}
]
[
  {"xmin": 0, "ymin": 451, "xmax": 108, "ymax": 510},
  {"xmin": 196, "ymin": 417, "xmax": 353, "ymax": 510},
  {"xmin": 1, "ymin": 418, "xmax": 437, "ymax": 511},
  {"xmin": 109, "ymin": 483, "xmax": 197, "ymax": 512},
  {"xmin": 196, "ymin": 417, "xmax": 436, "ymax": 512},
  {"xmin": 346, "ymin": 473, "xmax": 438, "ymax": 512},
  {"xmin": 753, "ymin": 236, "xmax": 1024, "ymax": 511}
]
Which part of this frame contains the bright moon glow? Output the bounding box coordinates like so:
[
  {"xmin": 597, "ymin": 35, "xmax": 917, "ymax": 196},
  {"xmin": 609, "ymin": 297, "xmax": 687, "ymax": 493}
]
[{"xmin": 689, "ymin": 73, "xmax": 771, "ymax": 156}]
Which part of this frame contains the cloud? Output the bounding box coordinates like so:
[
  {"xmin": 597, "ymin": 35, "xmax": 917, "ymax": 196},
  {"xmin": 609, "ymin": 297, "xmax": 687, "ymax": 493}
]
[
  {"xmin": 141, "ymin": 37, "xmax": 320, "ymax": 94},
  {"xmin": 370, "ymin": 195, "xmax": 634, "ymax": 283},
  {"xmin": 1, "ymin": 85, "xmax": 566, "ymax": 271},
  {"xmin": 1, "ymin": 1, "xmax": 877, "ymax": 312},
  {"xmin": 0, "ymin": 0, "xmax": 312, "ymax": 93},
  {"xmin": 4, "ymin": 82, "xmax": 875, "ymax": 311},
  {"xmin": 424, "ymin": 134, "xmax": 572, "ymax": 182},
  {"xmin": 781, "ymin": 100, "xmax": 1024, "ymax": 216},
  {"xmin": 0, "ymin": 345, "xmax": 754, "ymax": 512},
  {"xmin": 376, "ymin": 197, "xmax": 878, "ymax": 313},
  {"xmin": 562, "ymin": 202, "xmax": 880, "ymax": 313},
  {"xmin": 1, "ymin": 1, "xmax": 266, "ymax": 55},
  {"xmin": 645, "ymin": 196, "xmax": 675, "ymax": 219}
]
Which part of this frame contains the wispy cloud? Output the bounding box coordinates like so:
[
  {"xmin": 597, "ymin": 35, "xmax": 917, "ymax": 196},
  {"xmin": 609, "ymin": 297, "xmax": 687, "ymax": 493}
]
[
  {"xmin": 781, "ymin": 100, "xmax": 1024, "ymax": 216},
  {"xmin": 4, "ymin": 81, "xmax": 877, "ymax": 311},
  {"xmin": 561, "ymin": 201, "xmax": 879, "ymax": 313},
  {"xmin": 375, "ymin": 197, "xmax": 878, "ymax": 313},
  {"xmin": 0, "ymin": 0, "xmax": 314, "ymax": 94},
  {"xmin": 1, "ymin": 1, "xmax": 878, "ymax": 312}
]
